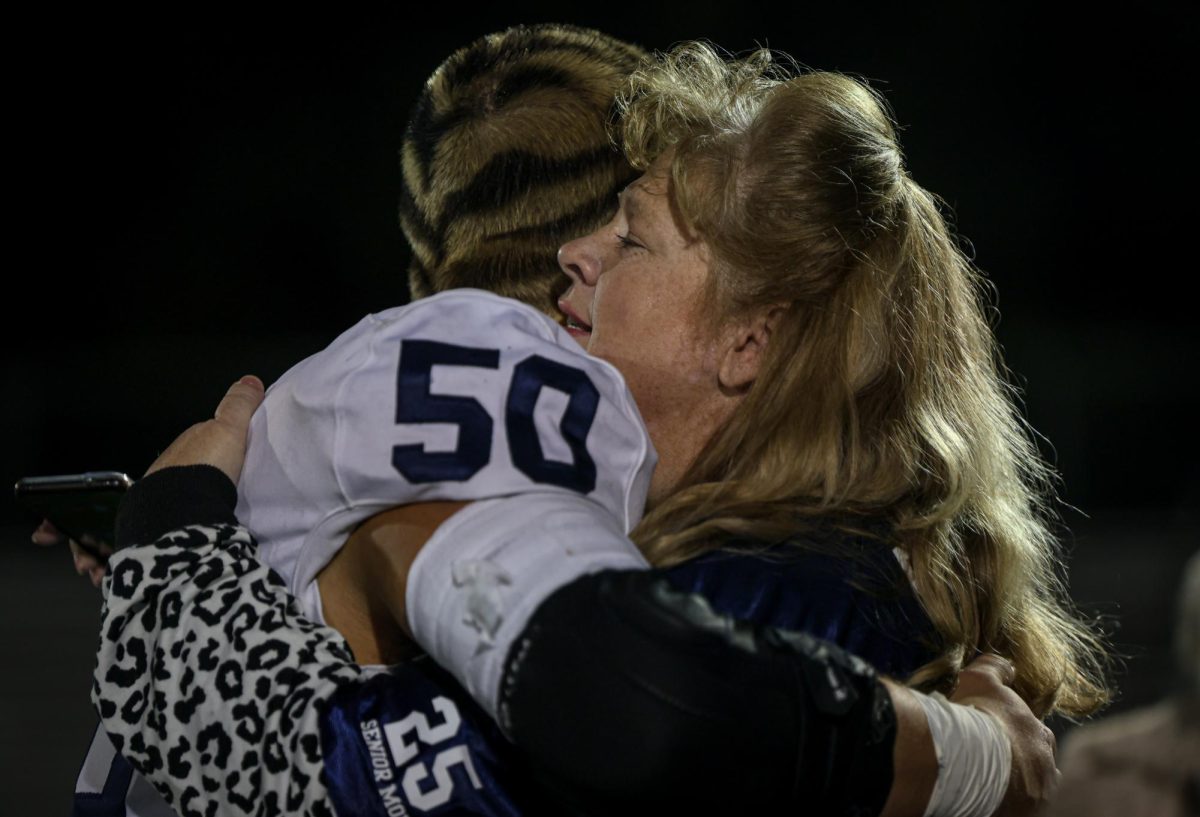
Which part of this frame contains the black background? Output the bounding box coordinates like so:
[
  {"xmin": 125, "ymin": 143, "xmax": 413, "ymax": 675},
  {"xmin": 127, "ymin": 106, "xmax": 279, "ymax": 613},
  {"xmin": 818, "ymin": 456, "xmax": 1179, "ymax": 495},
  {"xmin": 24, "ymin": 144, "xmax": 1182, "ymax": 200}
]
[{"xmin": 2, "ymin": 5, "xmax": 1196, "ymax": 810}]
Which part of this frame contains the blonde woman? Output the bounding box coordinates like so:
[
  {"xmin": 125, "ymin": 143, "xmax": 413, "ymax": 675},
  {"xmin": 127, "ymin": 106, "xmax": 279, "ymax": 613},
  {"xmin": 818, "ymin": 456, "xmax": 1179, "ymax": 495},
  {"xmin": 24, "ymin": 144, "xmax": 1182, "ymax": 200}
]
[{"xmin": 554, "ymin": 42, "xmax": 1109, "ymax": 719}]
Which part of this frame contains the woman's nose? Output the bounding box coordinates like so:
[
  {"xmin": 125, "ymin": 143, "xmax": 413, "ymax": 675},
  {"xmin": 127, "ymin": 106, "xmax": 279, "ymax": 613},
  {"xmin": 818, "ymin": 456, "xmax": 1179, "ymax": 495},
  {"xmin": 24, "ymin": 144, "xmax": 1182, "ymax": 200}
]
[{"xmin": 557, "ymin": 235, "xmax": 601, "ymax": 287}]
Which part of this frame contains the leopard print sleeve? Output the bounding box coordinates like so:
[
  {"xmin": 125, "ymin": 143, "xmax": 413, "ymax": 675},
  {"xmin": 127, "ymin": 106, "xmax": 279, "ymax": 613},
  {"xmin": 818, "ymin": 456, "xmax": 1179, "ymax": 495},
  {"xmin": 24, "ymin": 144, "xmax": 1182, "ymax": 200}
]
[{"xmin": 94, "ymin": 522, "xmax": 361, "ymax": 816}]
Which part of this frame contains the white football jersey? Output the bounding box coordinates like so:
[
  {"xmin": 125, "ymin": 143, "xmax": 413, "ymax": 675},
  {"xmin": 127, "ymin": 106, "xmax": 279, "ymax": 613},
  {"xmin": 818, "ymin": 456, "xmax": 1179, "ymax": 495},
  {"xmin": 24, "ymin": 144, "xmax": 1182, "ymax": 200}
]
[{"xmin": 235, "ymin": 289, "xmax": 657, "ymax": 622}]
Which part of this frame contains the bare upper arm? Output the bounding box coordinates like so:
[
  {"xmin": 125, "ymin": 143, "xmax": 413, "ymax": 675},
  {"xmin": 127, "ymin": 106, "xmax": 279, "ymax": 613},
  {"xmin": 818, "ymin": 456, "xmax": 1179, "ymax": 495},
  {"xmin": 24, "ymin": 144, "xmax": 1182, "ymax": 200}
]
[{"xmin": 317, "ymin": 501, "xmax": 470, "ymax": 664}]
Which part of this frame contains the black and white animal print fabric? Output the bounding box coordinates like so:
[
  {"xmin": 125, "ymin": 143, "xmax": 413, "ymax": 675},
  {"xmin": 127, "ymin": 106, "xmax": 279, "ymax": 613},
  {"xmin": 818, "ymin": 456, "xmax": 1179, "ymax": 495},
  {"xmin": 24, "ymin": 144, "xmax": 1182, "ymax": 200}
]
[{"xmin": 95, "ymin": 522, "xmax": 356, "ymax": 816}]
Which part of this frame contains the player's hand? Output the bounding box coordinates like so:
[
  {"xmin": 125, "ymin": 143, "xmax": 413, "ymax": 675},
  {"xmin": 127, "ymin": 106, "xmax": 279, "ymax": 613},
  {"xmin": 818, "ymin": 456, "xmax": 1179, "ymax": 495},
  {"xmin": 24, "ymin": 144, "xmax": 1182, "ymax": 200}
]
[
  {"xmin": 949, "ymin": 654, "xmax": 1059, "ymax": 817},
  {"xmin": 144, "ymin": 375, "xmax": 265, "ymax": 483},
  {"xmin": 32, "ymin": 518, "xmax": 114, "ymax": 588}
]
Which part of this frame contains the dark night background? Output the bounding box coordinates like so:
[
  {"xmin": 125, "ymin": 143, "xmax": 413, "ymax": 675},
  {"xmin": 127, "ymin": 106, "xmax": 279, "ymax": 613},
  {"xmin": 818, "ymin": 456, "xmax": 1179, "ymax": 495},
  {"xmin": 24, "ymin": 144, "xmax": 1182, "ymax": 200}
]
[{"xmin": 2, "ymin": 5, "xmax": 1195, "ymax": 811}]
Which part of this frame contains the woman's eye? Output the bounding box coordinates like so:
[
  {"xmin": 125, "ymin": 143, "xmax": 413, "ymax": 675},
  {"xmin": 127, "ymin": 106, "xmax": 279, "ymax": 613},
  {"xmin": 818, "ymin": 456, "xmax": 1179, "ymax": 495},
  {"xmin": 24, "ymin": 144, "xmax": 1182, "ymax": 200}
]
[{"xmin": 616, "ymin": 233, "xmax": 641, "ymax": 250}]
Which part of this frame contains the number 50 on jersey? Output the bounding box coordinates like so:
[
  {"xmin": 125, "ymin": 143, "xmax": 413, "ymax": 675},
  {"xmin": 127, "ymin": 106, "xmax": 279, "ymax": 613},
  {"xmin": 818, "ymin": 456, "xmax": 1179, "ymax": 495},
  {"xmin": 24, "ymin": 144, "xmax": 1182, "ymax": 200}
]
[{"xmin": 392, "ymin": 340, "xmax": 600, "ymax": 493}]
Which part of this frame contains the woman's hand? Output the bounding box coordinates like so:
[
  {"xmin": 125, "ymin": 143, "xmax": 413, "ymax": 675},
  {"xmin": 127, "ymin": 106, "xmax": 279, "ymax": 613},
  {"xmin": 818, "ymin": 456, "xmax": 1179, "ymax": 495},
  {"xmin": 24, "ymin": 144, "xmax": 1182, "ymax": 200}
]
[
  {"xmin": 32, "ymin": 519, "xmax": 113, "ymax": 588},
  {"xmin": 951, "ymin": 654, "xmax": 1060, "ymax": 817},
  {"xmin": 144, "ymin": 375, "xmax": 265, "ymax": 482}
]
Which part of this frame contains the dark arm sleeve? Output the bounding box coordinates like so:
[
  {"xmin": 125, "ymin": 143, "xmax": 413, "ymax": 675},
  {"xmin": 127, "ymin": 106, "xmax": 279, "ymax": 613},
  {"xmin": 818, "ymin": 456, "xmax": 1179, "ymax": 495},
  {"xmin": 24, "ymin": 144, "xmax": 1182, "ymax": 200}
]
[
  {"xmin": 113, "ymin": 464, "xmax": 240, "ymax": 548},
  {"xmin": 498, "ymin": 570, "xmax": 898, "ymax": 817}
]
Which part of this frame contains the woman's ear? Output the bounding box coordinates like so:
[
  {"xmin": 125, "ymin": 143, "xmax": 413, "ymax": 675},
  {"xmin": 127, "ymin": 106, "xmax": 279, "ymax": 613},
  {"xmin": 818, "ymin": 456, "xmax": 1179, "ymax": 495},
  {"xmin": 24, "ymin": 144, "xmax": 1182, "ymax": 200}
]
[{"xmin": 717, "ymin": 304, "xmax": 788, "ymax": 393}]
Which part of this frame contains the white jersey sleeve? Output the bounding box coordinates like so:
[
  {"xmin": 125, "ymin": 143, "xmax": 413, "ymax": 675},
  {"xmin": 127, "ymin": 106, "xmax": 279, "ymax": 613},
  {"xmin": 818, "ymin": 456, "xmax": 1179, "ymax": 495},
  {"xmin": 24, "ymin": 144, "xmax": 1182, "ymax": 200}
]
[
  {"xmin": 235, "ymin": 289, "xmax": 656, "ymax": 619},
  {"xmin": 407, "ymin": 491, "xmax": 648, "ymax": 720}
]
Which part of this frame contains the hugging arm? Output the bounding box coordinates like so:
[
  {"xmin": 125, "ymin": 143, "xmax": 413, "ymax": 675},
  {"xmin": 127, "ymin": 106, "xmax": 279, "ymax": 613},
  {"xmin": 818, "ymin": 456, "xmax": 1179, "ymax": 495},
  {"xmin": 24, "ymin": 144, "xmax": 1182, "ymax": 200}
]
[{"xmin": 405, "ymin": 495, "xmax": 1049, "ymax": 817}]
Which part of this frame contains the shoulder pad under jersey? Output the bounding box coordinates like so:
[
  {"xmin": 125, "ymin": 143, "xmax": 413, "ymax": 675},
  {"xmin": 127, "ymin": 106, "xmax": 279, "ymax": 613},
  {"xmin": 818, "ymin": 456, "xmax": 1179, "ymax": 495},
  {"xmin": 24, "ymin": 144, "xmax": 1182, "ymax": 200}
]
[{"xmin": 235, "ymin": 289, "xmax": 656, "ymax": 607}]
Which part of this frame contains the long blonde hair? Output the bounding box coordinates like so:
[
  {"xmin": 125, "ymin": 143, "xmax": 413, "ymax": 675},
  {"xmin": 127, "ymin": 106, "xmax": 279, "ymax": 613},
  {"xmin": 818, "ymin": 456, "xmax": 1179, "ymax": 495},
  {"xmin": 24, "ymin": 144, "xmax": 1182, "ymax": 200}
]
[{"xmin": 620, "ymin": 43, "xmax": 1108, "ymax": 717}]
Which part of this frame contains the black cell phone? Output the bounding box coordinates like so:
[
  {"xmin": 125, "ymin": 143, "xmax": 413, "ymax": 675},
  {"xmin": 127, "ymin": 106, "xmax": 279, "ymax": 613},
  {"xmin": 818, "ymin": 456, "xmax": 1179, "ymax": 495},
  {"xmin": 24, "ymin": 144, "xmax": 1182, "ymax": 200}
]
[{"xmin": 14, "ymin": 471, "xmax": 133, "ymax": 558}]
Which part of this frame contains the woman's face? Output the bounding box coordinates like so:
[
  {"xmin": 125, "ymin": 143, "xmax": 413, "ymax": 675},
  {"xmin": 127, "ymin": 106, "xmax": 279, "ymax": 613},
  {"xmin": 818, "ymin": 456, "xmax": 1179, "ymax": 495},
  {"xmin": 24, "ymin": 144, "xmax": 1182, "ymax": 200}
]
[{"xmin": 557, "ymin": 154, "xmax": 730, "ymax": 496}]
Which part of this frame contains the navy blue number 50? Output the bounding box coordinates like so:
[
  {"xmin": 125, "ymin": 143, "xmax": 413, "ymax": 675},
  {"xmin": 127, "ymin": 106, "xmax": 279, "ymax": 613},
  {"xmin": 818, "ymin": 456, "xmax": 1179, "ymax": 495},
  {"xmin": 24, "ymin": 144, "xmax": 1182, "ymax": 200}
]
[{"xmin": 391, "ymin": 340, "xmax": 599, "ymax": 493}]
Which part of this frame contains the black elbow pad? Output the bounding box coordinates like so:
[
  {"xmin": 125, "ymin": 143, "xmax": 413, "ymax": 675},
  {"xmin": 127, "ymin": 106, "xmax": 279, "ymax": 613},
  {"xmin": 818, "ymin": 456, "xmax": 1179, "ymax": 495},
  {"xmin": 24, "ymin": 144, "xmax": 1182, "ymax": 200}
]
[{"xmin": 498, "ymin": 569, "xmax": 896, "ymax": 816}]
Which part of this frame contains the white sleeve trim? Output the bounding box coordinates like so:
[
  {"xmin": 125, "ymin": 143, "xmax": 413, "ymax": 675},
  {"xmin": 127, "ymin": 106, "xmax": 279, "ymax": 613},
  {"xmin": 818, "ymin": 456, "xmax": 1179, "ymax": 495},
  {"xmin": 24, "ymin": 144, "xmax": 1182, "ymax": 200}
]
[{"xmin": 406, "ymin": 493, "xmax": 649, "ymax": 719}]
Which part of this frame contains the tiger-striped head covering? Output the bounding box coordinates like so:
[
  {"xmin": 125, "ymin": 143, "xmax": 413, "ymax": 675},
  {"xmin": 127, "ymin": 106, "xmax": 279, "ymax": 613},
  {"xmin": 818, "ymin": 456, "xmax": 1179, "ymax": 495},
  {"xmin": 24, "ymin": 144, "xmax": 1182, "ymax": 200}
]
[{"xmin": 400, "ymin": 24, "xmax": 648, "ymax": 316}]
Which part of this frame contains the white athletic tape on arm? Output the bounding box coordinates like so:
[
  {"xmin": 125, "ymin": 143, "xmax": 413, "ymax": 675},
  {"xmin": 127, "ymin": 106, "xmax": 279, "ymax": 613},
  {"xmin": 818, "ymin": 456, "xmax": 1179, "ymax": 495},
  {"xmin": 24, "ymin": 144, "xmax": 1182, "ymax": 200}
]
[
  {"xmin": 406, "ymin": 492, "xmax": 648, "ymax": 719},
  {"xmin": 915, "ymin": 691, "xmax": 1012, "ymax": 817}
]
